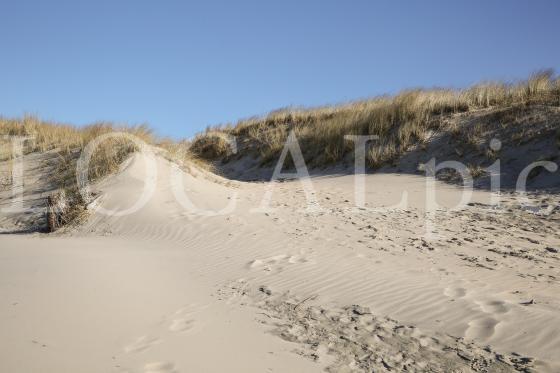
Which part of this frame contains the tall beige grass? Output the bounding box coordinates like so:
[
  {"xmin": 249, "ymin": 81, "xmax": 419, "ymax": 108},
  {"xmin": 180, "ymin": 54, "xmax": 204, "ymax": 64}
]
[
  {"xmin": 191, "ymin": 71, "xmax": 560, "ymax": 168},
  {"xmin": 0, "ymin": 116, "xmax": 154, "ymax": 186},
  {"xmin": 0, "ymin": 116, "xmax": 155, "ymax": 230}
]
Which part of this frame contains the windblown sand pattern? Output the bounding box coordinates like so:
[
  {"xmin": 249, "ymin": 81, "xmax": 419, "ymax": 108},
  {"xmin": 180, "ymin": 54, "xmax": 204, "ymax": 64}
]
[{"xmin": 0, "ymin": 151, "xmax": 559, "ymax": 372}]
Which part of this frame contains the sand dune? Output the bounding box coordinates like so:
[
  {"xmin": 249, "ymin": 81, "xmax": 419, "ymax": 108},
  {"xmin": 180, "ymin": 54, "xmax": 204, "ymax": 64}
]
[{"xmin": 1, "ymin": 153, "xmax": 559, "ymax": 372}]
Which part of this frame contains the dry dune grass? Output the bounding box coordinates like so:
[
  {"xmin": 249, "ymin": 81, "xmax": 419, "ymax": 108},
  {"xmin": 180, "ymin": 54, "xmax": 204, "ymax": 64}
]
[
  {"xmin": 1, "ymin": 71, "xmax": 559, "ymax": 229},
  {"xmin": 191, "ymin": 71, "xmax": 560, "ymax": 168},
  {"xmin": 48, "ymin": 124, "xmax": 155, "ymax": 230},
  {"xmin": 0, "ymin": 116, "xmax": 156, "ymax": 230},
  {"xmin": 157, "ymin": 137, "xmax": 214, "ymax": 173},
  {"xmin": 0, "ymin": 116, "xmax": 214, "ymax": 230},
  {"xmin": 0, "ymin": 115, "xmax": 153, "ymax": 166}
]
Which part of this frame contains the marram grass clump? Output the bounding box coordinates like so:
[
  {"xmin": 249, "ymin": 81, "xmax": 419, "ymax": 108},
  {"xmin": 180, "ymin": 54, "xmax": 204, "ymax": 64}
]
[{"xmin": 0, "ymin": 117, "xmax": 158, "ymax": 231}]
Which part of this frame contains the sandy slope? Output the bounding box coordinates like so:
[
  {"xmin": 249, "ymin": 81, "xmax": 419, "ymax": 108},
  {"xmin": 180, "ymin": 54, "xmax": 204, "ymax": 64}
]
[{"xmin": 1, "ymin": 153, "xmax": 559, "ymax": 372}]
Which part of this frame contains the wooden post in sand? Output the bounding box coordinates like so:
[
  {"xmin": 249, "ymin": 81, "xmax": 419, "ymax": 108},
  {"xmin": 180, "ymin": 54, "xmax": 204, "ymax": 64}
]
[
  {"xmin": 46, "ymin": 191, "xmax": 67, "ymax": 232},
  {"xmin": 46, "ymin": 196, "xmax": 57, "ymax": 232}
]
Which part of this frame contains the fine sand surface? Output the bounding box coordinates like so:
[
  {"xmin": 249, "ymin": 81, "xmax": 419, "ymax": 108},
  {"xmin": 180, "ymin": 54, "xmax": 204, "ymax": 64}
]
[{"xmin": 1, "ymin": 153, "xmax": 559, "ymax": 372}]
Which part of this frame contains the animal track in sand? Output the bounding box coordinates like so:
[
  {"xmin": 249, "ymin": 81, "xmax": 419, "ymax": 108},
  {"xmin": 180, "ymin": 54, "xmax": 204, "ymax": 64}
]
[
  {"xmin": 124, "ymin": 336, "xmax": 161, "ymax": 353},
  {"xmin": 143, "ymin": 361, "xmax": 177, "ymax": 373}
]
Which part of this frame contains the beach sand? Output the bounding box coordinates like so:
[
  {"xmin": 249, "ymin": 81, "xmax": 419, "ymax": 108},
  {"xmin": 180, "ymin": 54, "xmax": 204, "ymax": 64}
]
[{"xmin": 1, "ymin": 153, "xmax": 559, "ymax": 372}]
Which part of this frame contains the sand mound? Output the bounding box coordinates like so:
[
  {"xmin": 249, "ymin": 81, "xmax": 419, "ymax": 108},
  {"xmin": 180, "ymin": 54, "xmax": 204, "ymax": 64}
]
[{"xmin": 1, "ymin": 153, "xmax": 559, "ymax": 372}]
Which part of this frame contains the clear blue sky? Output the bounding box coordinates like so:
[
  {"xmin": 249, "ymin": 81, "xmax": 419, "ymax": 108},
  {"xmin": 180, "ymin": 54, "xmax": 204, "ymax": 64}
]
[{"xmin": 1, "ymin": 0, "xmax": 559, "ymax": 138}]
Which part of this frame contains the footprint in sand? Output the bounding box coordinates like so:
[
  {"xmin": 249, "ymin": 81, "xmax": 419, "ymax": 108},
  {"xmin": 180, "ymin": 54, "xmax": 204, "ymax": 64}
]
[
  {"xmin": 124, "ymin": 336, "xmax": 161, "ymax": 353},
  {"xmin": 442, "ymin": 282, "xmax": 506, "ymax": 342},
  {"xmin": 443, "ymin": 286, "xmax": 467, "ymax": 298},
  {"xmin": 169, "ymin": 318, "xmax": 195, "ymax": 333},
  {"xmin": 166, "ymin": 304, "xmax": 207, "ymax": 334},
  {"xmin": 248, "ymin": 252, "xmax": 313, "ymax": 272},
  {"xmin": 143, "ymin": 361, "xmax": 177, "ymax": 373},
  {"xmin": 465, "ymin": 317, "xmax": 499, "ymax": 341},
  {"xmin": 121, "ymin": 304, "xmax": 205, "ymax": 373},
  {"xmin": 476, "ymin": 300, "xmax": 510, "ymax": 314}
]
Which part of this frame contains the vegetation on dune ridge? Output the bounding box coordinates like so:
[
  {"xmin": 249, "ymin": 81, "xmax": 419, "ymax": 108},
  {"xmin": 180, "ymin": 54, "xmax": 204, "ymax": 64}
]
[
  {"xmin": 1, "ymin": 70, "xmax": 559, "ymax": 230},
  {"xmin": 0, "ymin": 118, "xmax": 152, "ymax": 230},
  {"xmin": 0, "ymin": 118, "xmax": 199, "ymax": 231},
  {"xmin": 190, "ymin": 70, "xmax": 560, "ymax": 169}
]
